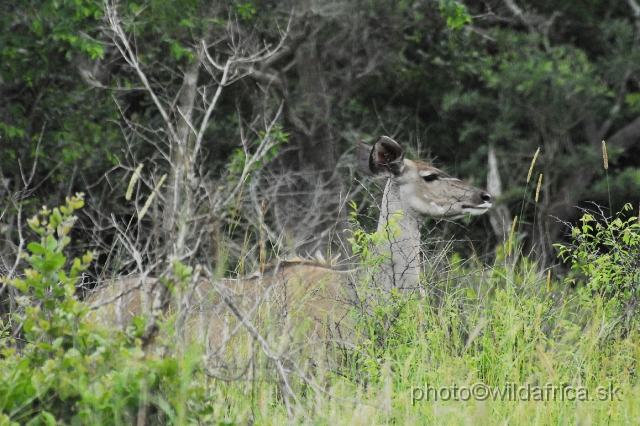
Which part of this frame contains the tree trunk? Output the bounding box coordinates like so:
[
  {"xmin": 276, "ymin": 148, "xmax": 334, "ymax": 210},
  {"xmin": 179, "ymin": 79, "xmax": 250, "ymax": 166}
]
[
  {"xmin": 164, "ymin": 55, "xmax": 201, "ymax": 257},
  {"xmin": 486, "ymin": 144, "xmax": 513, "ymax": 245},
  {"xmin": 271, "ymin": 6, "xmax": 351, "ymax": 259}
]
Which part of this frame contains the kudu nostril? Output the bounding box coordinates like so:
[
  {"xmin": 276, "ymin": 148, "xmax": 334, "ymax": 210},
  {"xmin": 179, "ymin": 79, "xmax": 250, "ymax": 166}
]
[{"xmin": 481, "ymin": 192, "xmax": 492, "ymax": 203}]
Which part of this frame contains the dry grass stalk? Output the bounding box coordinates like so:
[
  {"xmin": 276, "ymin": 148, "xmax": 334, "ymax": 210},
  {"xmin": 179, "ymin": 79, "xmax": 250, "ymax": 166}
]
[
  {"xmin": 535, "ymin": 174, "xmax": 543, "ymax": 203},
  {"xmin": 527, "ymin": 147, "xmax": 540, "ymax": 183},
  {"xmin": 126, "ymin": 163, "xmax": 144, "ymax": 201},
  {"xmin": 507, "ymin": 215, "xmax": 518, "ymax": 256},
  {"xmin": 546, "ymin": 269, "xmax": 551, "ymax": 293},
  {"xmin": 602, "ymin": 140, "xmax": 609, "ymax": 170},
  {"xmin": 139, "ymin": 174, "xmax": 167, "ymax": 220}
]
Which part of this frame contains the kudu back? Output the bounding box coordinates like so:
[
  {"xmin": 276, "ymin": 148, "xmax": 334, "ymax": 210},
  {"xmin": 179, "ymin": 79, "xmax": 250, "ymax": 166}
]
[{"xmin": 87, "ymin": 136, "xmax": 491, "ymax": 370}]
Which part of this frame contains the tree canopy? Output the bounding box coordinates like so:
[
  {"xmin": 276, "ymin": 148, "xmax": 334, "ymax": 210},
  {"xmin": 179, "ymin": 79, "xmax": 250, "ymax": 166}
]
[{"xmin": 2, "ymin": 0, "xmax": 640, "ymax": 267}]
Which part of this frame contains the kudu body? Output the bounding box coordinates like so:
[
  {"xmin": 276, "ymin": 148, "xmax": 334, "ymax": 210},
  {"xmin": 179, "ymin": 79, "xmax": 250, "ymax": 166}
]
[{"xmin": 88, "ymin": 137, "xmax": 491, "ymax": 368}]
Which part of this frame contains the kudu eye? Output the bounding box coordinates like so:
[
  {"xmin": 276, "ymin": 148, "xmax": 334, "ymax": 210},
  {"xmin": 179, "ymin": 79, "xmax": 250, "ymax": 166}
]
[{"xmin": 422, "ymin": 174, "xmax": 439, "ymax": 183}]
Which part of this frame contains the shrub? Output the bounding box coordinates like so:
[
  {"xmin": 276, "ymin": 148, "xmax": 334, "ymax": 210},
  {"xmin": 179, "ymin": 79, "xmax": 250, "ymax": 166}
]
[
  {"xmin": 555, "ymin": 203, "xmax": 640, "ymax": 334},
  {"xmin": 0, "ymin": 195, "xmax": 219, "ymax": 425}
]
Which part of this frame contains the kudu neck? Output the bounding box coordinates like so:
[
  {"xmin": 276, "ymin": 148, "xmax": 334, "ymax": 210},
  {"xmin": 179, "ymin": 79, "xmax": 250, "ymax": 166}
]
[{"xmin": 375, "ymin": 179, "xmax": 422, "ymax": 294}]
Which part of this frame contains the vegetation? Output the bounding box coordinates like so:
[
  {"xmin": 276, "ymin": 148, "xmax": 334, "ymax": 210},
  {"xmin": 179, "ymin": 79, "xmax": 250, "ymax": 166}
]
[
  {"xmin": 1, "ymin": 194, "xmax": 638, "ymax": 424},
  {"xmin": 1, "ymin": 0, "xmax": 640, "ymax": 424},
  {"xmin": 556, "ymin": 203, "xmax": 640, "ymax": 335}
]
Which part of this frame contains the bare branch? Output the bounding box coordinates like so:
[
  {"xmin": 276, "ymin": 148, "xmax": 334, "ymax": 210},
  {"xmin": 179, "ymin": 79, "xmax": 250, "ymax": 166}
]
[
  {"xmin": 216, "ymin": 102, "xmax": 285, "ymax": 211},
  {"xmin": 205, "ymin": 268, "xmax": 298, "ymax": 419},
  {"xmin": 193, "ymin": 46, "xmax": 232, "ymax": 162},
  {"xmin": 103, "ymin": 0, "xmax": 179, "ymax": 144}
]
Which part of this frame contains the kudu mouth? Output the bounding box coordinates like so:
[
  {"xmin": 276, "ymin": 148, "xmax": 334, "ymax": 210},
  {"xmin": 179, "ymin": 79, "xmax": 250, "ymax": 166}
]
[
  {"xmin": 444, "ymin": 189, "xmax": 492, "ymax": 218},
  {"xmin": 453, "ymin": 192, "xmax": 492, "ymax": 218},
  {"xmin": 462, "ymin": 191, "xmax": 492, "ymax": 215},
  {"xmin": 443, "ymin": 205, "xmax": 491, "ymax": 220},
  {"xmin": 462, "ymin": 202, "xmax": 492, "ymax": 214}
]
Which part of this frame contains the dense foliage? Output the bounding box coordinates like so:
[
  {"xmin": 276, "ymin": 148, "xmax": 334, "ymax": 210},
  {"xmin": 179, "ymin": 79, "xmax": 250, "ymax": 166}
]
[{"xmin": 2, "ymin": 0, "xmax": 640, "ymax": 255}]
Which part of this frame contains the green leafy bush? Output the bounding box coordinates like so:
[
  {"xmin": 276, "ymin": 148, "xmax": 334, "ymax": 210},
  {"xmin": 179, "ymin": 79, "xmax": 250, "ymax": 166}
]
[
  {"xmin": 556, "ymin": 203, "xmax": 640, "ymax": 333},
  {"xmin": 0, "ymin": 195, "xmax": 220, "ymax": 425}
]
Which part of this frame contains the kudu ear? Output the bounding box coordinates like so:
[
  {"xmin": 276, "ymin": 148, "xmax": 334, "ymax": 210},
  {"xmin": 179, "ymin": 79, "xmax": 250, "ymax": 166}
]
[
  {"xmin": 358, "ymin": 136, "xmax": 405, "ymax": 177},
  {"xmin": 357, "ymin": 141, "xmax": 375, "ymax": 176}
]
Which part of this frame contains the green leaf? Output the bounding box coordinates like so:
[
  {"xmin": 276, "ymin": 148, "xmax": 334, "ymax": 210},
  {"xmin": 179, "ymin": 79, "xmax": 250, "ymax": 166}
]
[
  {"xmin": 50, "ymin": 208, "xmax": 63, "ymax": 228},
  {"xmin": 440, "ymin": 0, "xmax": 471, "ymax": 29},
  {"xmin": 59, "ymin": 236, "xmax": 71, "ymax": 250},
  {"xmin": 36, "ymin": 342, "xmax": 53, "ymax": 352},
  {"xmin": 42, "ymin": 253, "xmax": 66, "ymax": 272},
  {"xmin": 40, "ymin": 411, "xmax": 56, "ymax": 426},
  {"xmin": 10, "ymin": 278, "xmax": 28, "ymax": 292},
  {"xmin": 31, "ymin": 20, "xmax": 44, "ymax": 38},
  {"xmin": 27, "ymin": 243, "xmax": 46, "ymax": 255},
  {"xmin": 43, "ymin": 299, "xmax": 56, "ymax": 311},
  {"xmin": 45, "ymin": 236, "xmax": 58, "ymax": 252}
]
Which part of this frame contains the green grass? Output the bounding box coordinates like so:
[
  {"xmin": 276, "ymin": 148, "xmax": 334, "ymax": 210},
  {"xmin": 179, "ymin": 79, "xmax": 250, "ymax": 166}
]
[
  {"xmin": 176, "ymin": 250, "xmax": 637, "ymax": 425},
  {"xmin": 1, "ymin": 197, "xmax": 639, "ymax": 425}
]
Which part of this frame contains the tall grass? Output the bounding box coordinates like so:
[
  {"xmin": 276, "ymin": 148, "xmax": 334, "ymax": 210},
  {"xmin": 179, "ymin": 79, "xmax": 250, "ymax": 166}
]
[{"xmin": 201, "ymin": 249, "xmax": 637, "ymax": 425}]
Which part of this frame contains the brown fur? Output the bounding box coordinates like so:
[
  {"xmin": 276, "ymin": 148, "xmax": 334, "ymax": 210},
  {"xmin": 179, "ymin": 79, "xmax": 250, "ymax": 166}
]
[{"xmin": 87, "ymin": 263, "xmax": 359, "ymax": 371}]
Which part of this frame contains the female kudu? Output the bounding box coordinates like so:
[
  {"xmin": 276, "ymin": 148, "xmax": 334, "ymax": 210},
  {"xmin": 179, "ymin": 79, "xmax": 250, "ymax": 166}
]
[{"xmin": 88, "ymin": 136, "xmax": 491, "ymax": 373}]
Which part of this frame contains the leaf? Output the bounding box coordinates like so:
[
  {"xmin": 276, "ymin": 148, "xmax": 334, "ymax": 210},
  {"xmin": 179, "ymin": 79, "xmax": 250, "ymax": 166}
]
[
  {"xmin": 40, "ymin": 411, "xmax": 56, "ymax": 426},
  {"xmin": 41, "ymin": 253, "xmax": 66, "ymax": 272},
  {"xmin": 59, "ymin": 236, "xmax": 71, "ymax": 249},
  {"xmin": 31, "ymin": 20, "xmax": 44, "ymax": 38},
  {"xmin": 10, "ymin": 278, "xmax": 28, "ymax": 292},
  {"xmin": 23, "ymin": 321, "xmax": 35, "ymax": 333},
  {"xmin": 36, "ymin": 342, "xmax": 53, "ymax": 352},
  {"xmin": 45, "ymin": 236, "xmax": 58, "ymax": 252},
  {"xmin": 50, "ymin": 208, "xmax": 62, "ymax": 228},
  {"xmin": 43, "ymin": 299, "xmax": 56, "ymax": 311},
  {"xmin": 27, "ymin": 243, "xmax": 46, "ymax": 255},
  {"xmin": 82, "ymin": 251, "xmax": 94, "ymax": 264}
]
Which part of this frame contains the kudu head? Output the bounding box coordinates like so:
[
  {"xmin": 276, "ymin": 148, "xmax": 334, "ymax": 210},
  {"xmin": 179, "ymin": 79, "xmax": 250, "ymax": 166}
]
[{"xmin": 358, "ymin": 136, "xmax": 492, "ymax": 220}]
